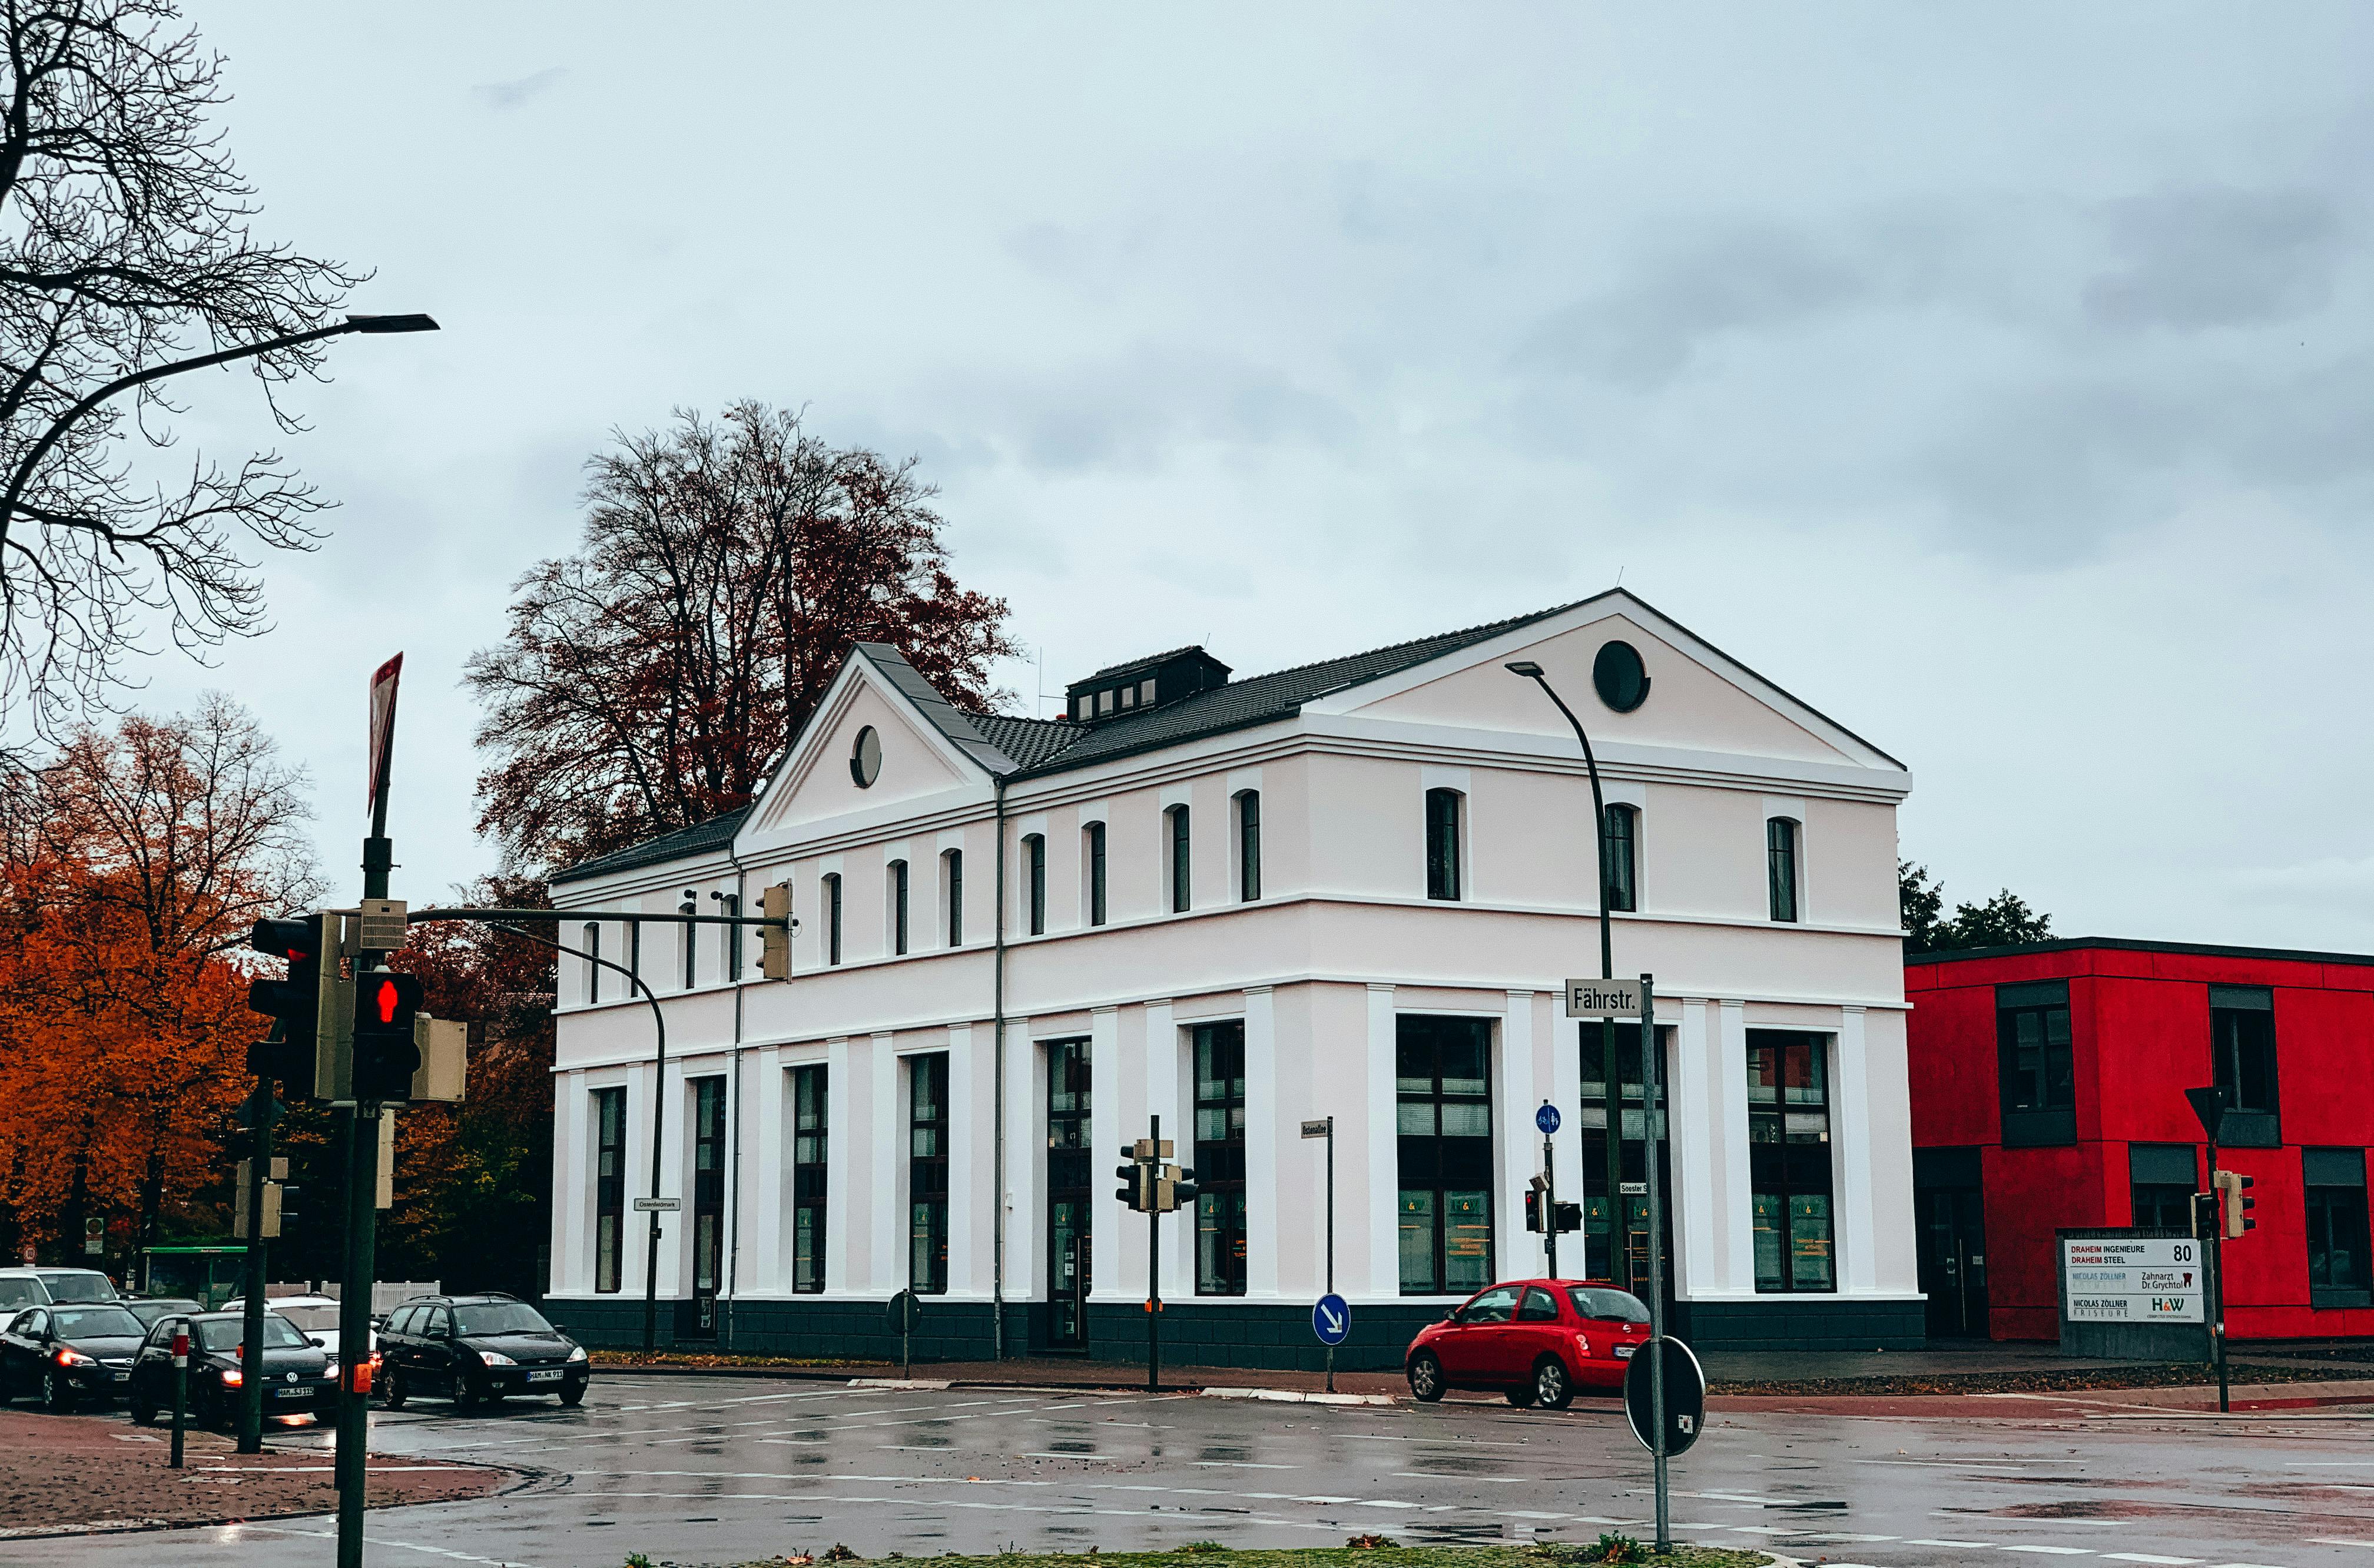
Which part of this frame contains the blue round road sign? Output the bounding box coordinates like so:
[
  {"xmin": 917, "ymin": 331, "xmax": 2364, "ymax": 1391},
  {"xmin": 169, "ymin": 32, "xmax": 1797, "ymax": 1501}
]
[
  {"xmin": 1536, "ymin": 1102, "xmax": 1561, "ymax": 1135},
  {"xmin": 1312, "ymin": 1292, "xmax": 1351, "ymax": 1347}
]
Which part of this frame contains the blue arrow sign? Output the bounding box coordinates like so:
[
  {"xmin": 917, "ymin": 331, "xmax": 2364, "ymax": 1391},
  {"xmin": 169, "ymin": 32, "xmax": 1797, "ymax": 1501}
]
[
  {"xmin": 1536, "ymin": 1102, "xmax": 1561, "ymax": 1135},
  {"xmin": 1312, "ymin": 1292, "xmax": 1351, "ymax": 1347}
]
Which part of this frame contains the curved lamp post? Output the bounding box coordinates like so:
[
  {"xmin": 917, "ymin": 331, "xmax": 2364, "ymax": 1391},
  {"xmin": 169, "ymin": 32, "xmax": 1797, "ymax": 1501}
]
[
  {"xmin": 0, "ymin": 313, "xmax": 440, "ymax": 531},
  {"xmin": 1505, "ymin": 659, "xmax": 1626, "ymax": 1291}
]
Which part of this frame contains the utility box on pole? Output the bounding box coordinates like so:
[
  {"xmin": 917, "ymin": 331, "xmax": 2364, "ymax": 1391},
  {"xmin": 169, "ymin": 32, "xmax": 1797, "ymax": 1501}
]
[{"xmin": 410, "ymin": 1017, "xmax": 467, "ymax": 1102}]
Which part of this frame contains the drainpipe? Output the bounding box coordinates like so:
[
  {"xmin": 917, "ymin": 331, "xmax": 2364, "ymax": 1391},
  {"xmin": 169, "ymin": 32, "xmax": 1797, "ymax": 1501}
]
[{"xmin": 992, "ymin": 774, "xmax": 1009, "ymax": 1360}]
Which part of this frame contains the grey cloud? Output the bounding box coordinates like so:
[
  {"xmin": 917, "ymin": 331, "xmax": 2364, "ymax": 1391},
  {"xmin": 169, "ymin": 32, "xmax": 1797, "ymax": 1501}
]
[
  {"xmin": 2082, "ymin": 185, "xmax": 2349, "ymax": 331},
  {"xmin": 472, "ymin": 67, "xmax": 566, "ymax": 112},
  {"xmin": 982, "ymin": 350, "xmax": 1357, "ymax": 473},
  {"xmin": 1516, "ymin": 224, "xmax": 1871, "ymax": 389}
]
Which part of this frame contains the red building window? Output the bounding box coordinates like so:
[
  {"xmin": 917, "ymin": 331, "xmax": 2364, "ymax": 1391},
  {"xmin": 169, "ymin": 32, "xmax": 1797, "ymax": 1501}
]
[
  {"xmin": 2210, "ymin": 986, "xmax": 2280, "ymax": 1148},
  {"xmin": 1996, "ymin": 982, "xmax": 2075, "ymax": 1147}
]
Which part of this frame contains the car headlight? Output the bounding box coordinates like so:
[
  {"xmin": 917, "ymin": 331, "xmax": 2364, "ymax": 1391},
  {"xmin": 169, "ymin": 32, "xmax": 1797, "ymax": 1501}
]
[
  {"xmin": 323, "ymin": 1358, "xmax": 340, "ymax": 1377},
  {"xmin": 566, "ymin": 1345, "xmax": 588, "ymax": 1363},
  {"xmin": 221, "ymin": 1367, "xmax": 244, "ymax": 1388},
  {"xmin": 53, "ymin": 1347, "xmax": 93, "ymax": 1367},
  {"xmin": 478, "ymin": 1350, "xmax": 518, "ymax": 1367}
]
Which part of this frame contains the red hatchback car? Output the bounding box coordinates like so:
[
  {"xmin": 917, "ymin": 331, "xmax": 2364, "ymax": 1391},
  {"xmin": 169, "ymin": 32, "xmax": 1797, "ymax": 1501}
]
[{"xmin": 1404, "ymin": 1278, "xmax": 1651, "ymax": 1408}]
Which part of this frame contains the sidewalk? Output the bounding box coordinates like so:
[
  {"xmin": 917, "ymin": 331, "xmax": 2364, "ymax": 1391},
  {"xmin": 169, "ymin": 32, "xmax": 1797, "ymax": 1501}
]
[{"xmin": 592, "ymin": 1340, "xmax": 2374, "ymax": 1404}]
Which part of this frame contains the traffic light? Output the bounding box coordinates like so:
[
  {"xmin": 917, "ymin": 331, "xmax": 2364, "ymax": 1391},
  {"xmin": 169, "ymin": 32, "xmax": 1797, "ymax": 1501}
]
[
  {"xmin": 1159, "ymin": 1165, "xmax": 1198, "ymax": 1214},
  {"xmin": 246, "ymin": 915, "xmax": 326, "ymax": 1082},
  {"xmin": 2192, "ymin": 1188, "xmax": 2219, "ymax": 1242},
  {"xmin": 1116, "ymin": 1149, "xmax": 1149, "ymax": 1212},
  {"xmin": 350, "ymin": 969, "xmax": 425, "ymax": 1102},
  {"xmin": 2214, "ymin": 1169, "xmax": 2257, "ymax": 1238},
  {"xmin": 1525, "ymin": 1173, "xmax": 1548, "ymax": 1233},
  {"xmin": 760, "ymin": 883, "xmax": 792, "ymax": 981},
  {"xmin": 1552, "ymin": 1200, "xmax": 1582, "ymax": 1234}
]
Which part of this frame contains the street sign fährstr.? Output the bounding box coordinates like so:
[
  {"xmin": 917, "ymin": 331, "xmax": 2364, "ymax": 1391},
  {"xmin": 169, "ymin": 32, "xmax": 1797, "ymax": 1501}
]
[
  {"xmin": 1312, "ymin": 1293, "xmax": 1350, "ymax": 1346},
  {"xmin": 1566, "ymin": 977, "xmax": 1645, "ymax": 1017}
]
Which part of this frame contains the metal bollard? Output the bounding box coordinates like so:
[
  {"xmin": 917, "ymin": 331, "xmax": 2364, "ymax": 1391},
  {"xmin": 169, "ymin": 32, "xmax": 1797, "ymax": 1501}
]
[{"xmin": 170, "ymin": 1330, "xmax": 188, "ymax": 1469}]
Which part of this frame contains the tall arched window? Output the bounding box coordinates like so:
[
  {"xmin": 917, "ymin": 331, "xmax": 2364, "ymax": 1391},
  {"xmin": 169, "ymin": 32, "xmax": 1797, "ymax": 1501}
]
[
  {"xmin": 679, "ymin": 896, "xmax": 698, "ymax": 988},
  {"xmin": 823, "ymin": 873, "xmax": 843, "ymax": 964},
  {"xmin": 1166, "ymin": 804, "xmax": 1191, "ymax": 913},
  {"xmin": 1602, "ymin": 804, "xmax": 1638, "ymax": 913},
  {"xmin": 887, "ymin": 859, "xmax": 909, "ymax": 955},
  {"xmin": 582, "ymin": 922, "xmax": 601, "ymax": 1003},
  {"xmin": 944, "ymin": 848, "xmax": 964, "ymax": 946},
  {"xmin": 1235, "ymin": 790, "xmax": 1261, "ymax": 902},
  {"xmin": 1084, "ymin": 821, "xmax": 1108, "ymax": 927},
  {"xmin": 1024, "ymin": 833, "xmax": 1047, "ymax": 936},
  {"xmin": 1766, "ymin": 817, "xmax": 1800, "ymax": 923},
  {"xmin": 1424, "ymin": 788, "xmax": 1463, "ymax": 901}
]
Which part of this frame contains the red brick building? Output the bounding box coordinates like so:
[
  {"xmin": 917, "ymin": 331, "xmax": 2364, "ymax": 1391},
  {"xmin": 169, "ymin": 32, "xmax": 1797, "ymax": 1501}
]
[{"xmin": 1905, "ymin": 939, "xmax": 2374, "ymax": 1342}]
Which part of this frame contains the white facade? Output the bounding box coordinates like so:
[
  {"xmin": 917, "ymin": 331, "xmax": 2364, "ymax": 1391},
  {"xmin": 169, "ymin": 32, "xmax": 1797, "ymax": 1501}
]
[{"xmin": 546, "ymin": 591, "xmax": 1922, "ymax": 1361}]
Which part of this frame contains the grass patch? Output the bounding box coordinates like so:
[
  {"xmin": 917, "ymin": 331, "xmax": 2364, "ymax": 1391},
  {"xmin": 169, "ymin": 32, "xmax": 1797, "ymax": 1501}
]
[{"xmin": 678, "ymin": 1544, "xmax": 1770, "ymax": 1568}]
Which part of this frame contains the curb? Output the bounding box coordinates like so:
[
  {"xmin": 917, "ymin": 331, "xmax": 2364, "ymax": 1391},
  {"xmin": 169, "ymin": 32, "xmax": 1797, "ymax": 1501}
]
[{"xmin": 1202, "ymin": 1387, "xmax": 1398, "ymax": 1406}]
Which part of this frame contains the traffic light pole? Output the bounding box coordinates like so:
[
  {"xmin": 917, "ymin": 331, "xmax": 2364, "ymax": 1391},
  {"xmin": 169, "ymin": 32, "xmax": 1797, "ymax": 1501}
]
[
  {"xmin": 237, "ymin": 1083, "xmax": 276, "ymax": 1454},
  {"xmin": 1543, "ymin": 1125, "xmax": 1559, "ymax": 1280},
  {"xmin": 1148, "ymin": 1114, "xmax": 1162, "ymax": 1395},
  {"xmin": 2207, "ymin": 1127, "xmax": 2229, "ymax": 1415}
]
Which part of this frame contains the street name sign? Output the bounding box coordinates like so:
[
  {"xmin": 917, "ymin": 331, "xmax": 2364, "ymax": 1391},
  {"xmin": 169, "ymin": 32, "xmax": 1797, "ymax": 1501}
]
[
  {"xmin": 632, "ymin": 1196, "xmax": 681, "ymax": 1213},
  {"xmin": 1566, "ymin": 977, "xmax": 1645, "ymax": 1017},
  {"xmin": 2062, "ymin": 1235, "xmax": 2204, "ymax": 1323},
  {"xmin": 1312, "ymin": 1293, "xmax": 1350, "ymax": 1346},
  {"xmin": 1300, "ymin": 1118, "xmax": 1332, "ymax": 1139}
]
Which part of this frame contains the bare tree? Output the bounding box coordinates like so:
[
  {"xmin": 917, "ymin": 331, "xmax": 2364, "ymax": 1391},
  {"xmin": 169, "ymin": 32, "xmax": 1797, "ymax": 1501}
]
[
  {"xmin": 467, "ymin": 403, "xmax": 1020, "ymax": 874},
  {"xmin": 0, "ymin": 0, "xmax": 363, "ymax": 745}
]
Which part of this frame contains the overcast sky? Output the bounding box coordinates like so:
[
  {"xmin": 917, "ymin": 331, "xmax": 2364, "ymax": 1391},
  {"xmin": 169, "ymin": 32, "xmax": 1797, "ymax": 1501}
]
[{"xmin": 112, "ymin": 4, "xmax": 2374, "ymax": 949}]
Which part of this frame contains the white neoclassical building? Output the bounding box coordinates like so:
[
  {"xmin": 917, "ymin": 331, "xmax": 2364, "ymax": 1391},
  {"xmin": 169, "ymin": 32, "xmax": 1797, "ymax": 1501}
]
[{"xmin": 545, "ymin": 589, "xmax": 1922, "ymax": 1367}]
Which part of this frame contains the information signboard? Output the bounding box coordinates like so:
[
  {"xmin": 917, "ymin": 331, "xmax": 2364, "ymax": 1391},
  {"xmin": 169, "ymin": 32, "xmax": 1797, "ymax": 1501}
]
[{"xmin": 2061, "ymin": 1235, "xmax": 2204, "ymax": 1324}]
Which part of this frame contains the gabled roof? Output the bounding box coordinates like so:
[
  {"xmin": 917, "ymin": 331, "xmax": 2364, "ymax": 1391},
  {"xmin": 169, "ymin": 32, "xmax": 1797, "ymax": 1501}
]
[
  {"xmin": 551, "ymin": 805, "xmax": 752, "ymax": 886},
  {"xmin": 962, "ymin": 711, "xmax": 1086, "ymax": 770},
  {"xmin": 998, "ymin": 599, "xmax": 1586, "ymax": 778}
]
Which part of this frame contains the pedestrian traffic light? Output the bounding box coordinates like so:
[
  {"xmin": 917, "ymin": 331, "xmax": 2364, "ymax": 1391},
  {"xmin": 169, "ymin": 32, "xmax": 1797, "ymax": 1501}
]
[
  {"xmin": 1116, "ymin": 1150, "xmax": 1149, "ymax": 1212},
  {"xmin": 1524, "ymin": 1173, "xmax": 1549, "ymax": 1233},
  {"xmin": 1553, "ymin": 1200, "xmax": 1582, "ymax": 1234},
  {"xmin": 2214, "ymin": 1169, "xmax": 2257, "ymax": 1238},
  {"xmin": 350, "ymin": 969, "xmax": 425, "ymax": 1102},
  {"xmin": 246, "ymin": 914, "xmax": 326, "ymax": 1082},
  {"xmin": 1162, "ymin": 1165, "xmax": 1198, "ymax": 1213},
  {"xmin": 760, "ymin": 882, "xmax": 793, "ymax": 981}
]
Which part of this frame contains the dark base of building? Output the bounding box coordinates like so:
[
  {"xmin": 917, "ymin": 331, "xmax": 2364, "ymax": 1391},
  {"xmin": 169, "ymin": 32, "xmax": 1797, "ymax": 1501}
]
[{"xmin": 546, "ymin": 1294, "xmax": 1927, "ymax": 1370}]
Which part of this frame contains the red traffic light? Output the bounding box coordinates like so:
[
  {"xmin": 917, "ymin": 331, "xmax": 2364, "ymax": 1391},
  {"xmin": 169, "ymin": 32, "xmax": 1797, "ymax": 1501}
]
[{"xmin": 373, "ymin": 976, "xmax": 400, "ymax": 1025}]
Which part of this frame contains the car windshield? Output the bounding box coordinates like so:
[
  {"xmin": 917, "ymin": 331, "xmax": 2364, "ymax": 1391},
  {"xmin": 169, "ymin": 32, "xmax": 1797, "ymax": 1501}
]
[
  {"xmin": 196, "ymin": 1317, "xmax": 310, "ymax": 1352},
  {"xmin": 273, "ymin": 1305, "xmax": 340, "ymax": 1333},
  {"xmin": 0, "ymin": 1279, "xmax": 43, "ymax": 1311},
  {"xmin": 35, "ymin": 1270, "xmax": 117, "ymax": 1302},
  {"xmin": 453, "ymin": 1302, "xmax": 553, "ymax": 1337},
  {"xmin": 128, "ymin": 1300, "xmax": 197, "ymax": 1322},
  {"xmin": 1567, "ymin": 1286, "xmax": 1650, "ymax": 1322},
  {"xmin": 53, "ymin": 1306, "xmax": 142, "ymax": 1338}
]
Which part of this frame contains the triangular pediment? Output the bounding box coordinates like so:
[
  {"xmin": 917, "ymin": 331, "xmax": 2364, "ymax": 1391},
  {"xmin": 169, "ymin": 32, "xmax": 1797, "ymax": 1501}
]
[
  {"xmin": 1307, "ymin": 592, "xmax": 1902, "ymax": 772},
  {"xmin": 742, "ymin": 647, "xmax": 1004, "ymax": 841}
]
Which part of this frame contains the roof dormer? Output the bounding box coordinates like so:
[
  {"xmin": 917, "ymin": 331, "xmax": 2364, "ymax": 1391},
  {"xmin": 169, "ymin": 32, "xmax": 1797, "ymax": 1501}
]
[{"xmin": 1064, "ymin": 645, "xmax": 1232, "ymax": 725}]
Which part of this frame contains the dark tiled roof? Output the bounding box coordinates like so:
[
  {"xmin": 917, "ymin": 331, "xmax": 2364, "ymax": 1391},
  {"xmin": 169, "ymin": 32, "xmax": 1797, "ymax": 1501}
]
[
  {"xmin": 1009, "ymin": 599, "xmax": 1586, "ymax": 777},
  {"xmin": 961, "ymin": 711, "xmax": 1086, "ymax": 770},
  {"xmin": 550, "ymin": 806, "xmax": 752, "ymax": 885},
  {"xmin": 1084, "ymin": 645, "xmax": 1221, "ymax": 681}
]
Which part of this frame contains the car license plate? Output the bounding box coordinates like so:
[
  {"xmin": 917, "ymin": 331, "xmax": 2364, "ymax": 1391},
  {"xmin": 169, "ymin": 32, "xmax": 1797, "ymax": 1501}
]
[
  {"xmin": 1613, "ymin": 1344, "xmax": 1636, "ymax": 1358},
  {"xmin": 112, "ymin": 1371, "xmax": 130, "ymax": 1383},
  {"xmin": 276, "ymin": 1385, "xmax": 313, "ymax": 1398},
  {"xmin": 526, "ymin": 1369, "xmax": 563, "ymax": 1383}
]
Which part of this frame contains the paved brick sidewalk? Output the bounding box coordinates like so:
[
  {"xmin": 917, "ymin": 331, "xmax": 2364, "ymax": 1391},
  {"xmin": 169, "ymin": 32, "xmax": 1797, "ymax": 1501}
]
[{"xmin": 0, "ymin": 1410, "xmax": 516, "ymax": 1539}]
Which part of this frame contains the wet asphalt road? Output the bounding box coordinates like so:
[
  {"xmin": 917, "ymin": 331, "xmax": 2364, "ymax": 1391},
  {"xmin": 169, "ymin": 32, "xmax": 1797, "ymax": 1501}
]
[{"xmin": 6, "ymin": 1375, "xmax": 2374, "ymax": 1568}]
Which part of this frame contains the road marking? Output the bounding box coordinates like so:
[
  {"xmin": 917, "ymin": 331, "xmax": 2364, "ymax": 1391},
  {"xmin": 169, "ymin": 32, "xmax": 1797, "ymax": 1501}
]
[
  {"xmin": 1194, "ymin": 1460, "xmax": 1299, "ymax": 1469},
  {"xmin": 2307, "ymin": 1540, "xmax": 2374, "ymax": 1549},
  {"xmin": 242, "ymin": 1524, "xmax": 538, "ymax": 1566},
  {"xmin": 2000, "ymin": 1549, "xmax": 2095, "ymax": 1557},
  {"xmin": 2101, "ymin": 1555, "xmax": 2205, "ymax": 1564},
  {"xmin": 1906, "ymin": 1542, "xmax": 1997, "ymax": 1549}
]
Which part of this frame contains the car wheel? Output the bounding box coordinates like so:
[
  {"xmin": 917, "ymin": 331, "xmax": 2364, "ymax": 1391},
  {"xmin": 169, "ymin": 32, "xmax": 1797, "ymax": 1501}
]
[
  {"xmin": 381, "ymin": 1369, "xmax": 407, "ymax": 1410},
  {"xmin": 41, "ymin": 1369, "xmax": 72, "ymax": 1413},
  {"xmin": 1504, "ymin": 1383, "xmax": 1538, "ymax": 1408},
  {"xmin": 558, "ymin": 1383, "xmax": 585, "ymax": 1407},
  {"xmin": 1533, "ymin": 1357, "xmax": 1574, "ymax": 1411},
  {"xmin": 452, "ymin": 1375, "xmax": 481, "ymax": 1412},
  {"xmin": 1405, "ymin": 1351, "xmax": 1445, "ymax": 1403},
  {"xmin": 128, "ymin": 1391, "xmax": 157, "ymax": 1426}
]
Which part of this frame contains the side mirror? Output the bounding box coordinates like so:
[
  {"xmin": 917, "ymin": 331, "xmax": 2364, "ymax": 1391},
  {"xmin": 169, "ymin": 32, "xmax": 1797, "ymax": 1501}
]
[{"xmin": 1443, "ymin": 1309, "xmax": 1461, "ymax": 1324}]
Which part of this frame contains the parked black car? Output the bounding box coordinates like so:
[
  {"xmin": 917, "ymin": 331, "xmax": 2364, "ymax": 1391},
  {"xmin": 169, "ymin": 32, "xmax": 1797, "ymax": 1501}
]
[
  {"xmin": 124, "ymin": 1297, "xmax": 204, "ymax": 1330},
  {"xmin": 0, "ymin": 1303, "xmax": 145, "ymax": 1410},
  {"xmin": 126, "ymin": 1310, "xmax": 336, "ymax": 1427},
  {"xmin": 379, "ymin": 1293, "xmax": 588, "ymax": 1410}
]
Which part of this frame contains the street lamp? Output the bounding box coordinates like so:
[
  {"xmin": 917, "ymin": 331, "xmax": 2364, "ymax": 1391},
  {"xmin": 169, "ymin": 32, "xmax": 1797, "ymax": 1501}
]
[
  {"xmin": 1506, "ymin": 658, "xmax": 1627, "ymax": 1291},
  {"xmin": 0, "ymin": 311, "xmax": 441, "ymax": 532}
]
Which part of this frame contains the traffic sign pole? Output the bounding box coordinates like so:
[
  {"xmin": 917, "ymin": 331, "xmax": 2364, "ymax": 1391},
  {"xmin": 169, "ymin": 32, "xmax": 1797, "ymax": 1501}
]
[
  {"xmin": 1639, "ymin": 973, "xmax": 1669, "ymax": 1554},
  {"xmin": 1536, "ymin": 1102, "xmax": 1562, "ymax": 1279}
]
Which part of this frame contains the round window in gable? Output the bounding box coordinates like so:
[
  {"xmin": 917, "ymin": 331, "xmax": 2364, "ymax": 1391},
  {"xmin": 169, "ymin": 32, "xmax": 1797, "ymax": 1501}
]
[
  {"xmin": 850, "ymin": 725, "xmax": 883, "ymax": 788},
  {"xmin": 1592, "ymin": 641, "xmax": 1651, "ymax": 713}
]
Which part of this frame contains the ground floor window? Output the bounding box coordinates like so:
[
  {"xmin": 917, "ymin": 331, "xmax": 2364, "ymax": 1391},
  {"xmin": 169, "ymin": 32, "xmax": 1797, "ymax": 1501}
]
[
  {"xmin": 594, "ymin": 1086, "xmax": 625, "ymax": 1294},
  {"xmin": 691, "ymin": 1077, "xmax": 727, "ymax": 1328},
  {"xmin": 2306, "ymin": 1148, "xmax": 2371, "ymax": 1310},
  {"xmin": 909, "ymin": 1053, "xmax": 949, "ymax": 1293},
  {"xmin": 791, "ymin": 1064, "xmax": 827, "ymax": 1294},
  {"xmin": 1397, "ymin": 1014, "xmax": 1493, "ymax": 1295},
  {"xmin": 1193, "ymin": 1020, "xmax": 1248, "ymax": 1296},
  {"xmin": 1748, "ymin": 1030, "xmax": 1834, "ymax": 1293},
  {"xmin": 1046, "ymin": 1039, "xmax": 1091, "ymax": 1346},
  {"xmin": 2128, "ymin": 1142, "xmax": 2197, "ymax": 1230},
  {"xmin": 1577, "ymin": 1020, "xmax": 1672, "ymax": 1289}
]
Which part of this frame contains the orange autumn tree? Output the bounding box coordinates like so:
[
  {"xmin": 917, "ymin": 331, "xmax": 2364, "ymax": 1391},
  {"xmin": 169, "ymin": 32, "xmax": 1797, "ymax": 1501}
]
[{"xmin": 0, "ymin": 695, "xmax": 319, "ymax": 1262}]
